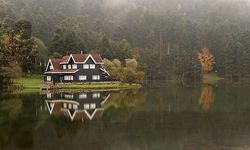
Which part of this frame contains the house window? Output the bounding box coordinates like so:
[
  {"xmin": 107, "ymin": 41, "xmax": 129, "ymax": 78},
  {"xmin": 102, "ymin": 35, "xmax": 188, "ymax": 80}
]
[
  {"xmin": 79, "ymin": 93, "xmax": 87, "ymax": 99},
  {"xmin": 47, "ymin": 76, "xmax": 52, "ymax": 81},
  {"xmin": 92, "ymin": 75, "xmax": 100, "ymax": 80},
  {"xmin": 84, "ymin": 104, "xmax": 90, "ymax": 110},
  {"xmin": 64, "ymin": 94, "xmax": 74, "ymax": 99},
  {"xmin": 64, "ymin": 76, "xmax": 73, "ymax": 81},
  {"xmin": 90, "ymin": 103, "xmax": 96, "ymax": 109},
  {"xmin": 73, "ymin": 104, "xmax": 78, "ymax": 110},
  {"xmin": 49, "ymin": 65, "xmax": 53, "ymax": 70},
  {"xmin": 90, "ymin": 64, "xmax": 95, "ymax": 69},
  {"xmin": 72, "ymin": 64, "xmax": 77, "ymax": 69},
  {"xmin": 92, "ymin": 92, "xmax": 100, "ymax": 98},
  {"xmin": 83, "ymin": 64, "xmax": 89, "ymax": 69},
  {"xmin": 68, "ymin": 64, "xmax": 72, "ymax": 69},
  {"xmin": 79, "ymin": 75, "xmax": 87, "ymax": 81},
  {"xmin": 63, "ymin": 65, "xmax": 66, "ymax": 69},
  {"xmin": 68, "ymin": 103, "xmax": 72, "ymax": 109},
  {"xmin": 63, "ymin": 103, "xmax": 67, "ymax": 108},
  {"xmin": 47, "ymin": 93, "xmax": 52, "ymax": 99}
]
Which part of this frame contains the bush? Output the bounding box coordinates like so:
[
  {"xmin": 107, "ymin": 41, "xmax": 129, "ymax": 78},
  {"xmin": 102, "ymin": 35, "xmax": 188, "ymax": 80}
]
[{"xmin": 103, "ymin": 58, "xmax": 145, "ymax": 83}]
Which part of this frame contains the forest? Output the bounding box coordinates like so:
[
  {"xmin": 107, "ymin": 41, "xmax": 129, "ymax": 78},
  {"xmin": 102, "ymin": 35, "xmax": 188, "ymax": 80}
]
[{"xmin": 1, "ymin": 0, "xmax": 250, "ymax": 85}]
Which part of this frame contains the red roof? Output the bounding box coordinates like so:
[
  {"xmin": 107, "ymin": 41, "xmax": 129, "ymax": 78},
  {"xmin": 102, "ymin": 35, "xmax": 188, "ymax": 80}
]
[
  {"xmin": 90, "ymin": 54, "xmax": 103, "ymax": 63},
  {"xmin": 50, "ymin": 58, "xmax": 62, "ymax": 70},
  {"xmin": 72, "ymin": 54, "xmax": 88, "ymax": 62},
  {"xmin": 61, "ymin": 56, "xmax": 70, "ymax": 64},
  {"xmin": 45, "ymin": 53, "xmax": 104, "ymax": 73},
  {"xmin": 59, "ymin": 53, "xmax": 103, "ymax": 64}
]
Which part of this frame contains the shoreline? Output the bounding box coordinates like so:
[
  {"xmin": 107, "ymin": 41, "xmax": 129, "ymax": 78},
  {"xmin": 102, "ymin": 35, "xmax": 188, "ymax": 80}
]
[
  {"xmin": 40, "ymin": 82, "xmax": 142, "ymax": 90},
  {"xmin": 14, "ymin": 75, "xmax": 142, "ymax": 91}
]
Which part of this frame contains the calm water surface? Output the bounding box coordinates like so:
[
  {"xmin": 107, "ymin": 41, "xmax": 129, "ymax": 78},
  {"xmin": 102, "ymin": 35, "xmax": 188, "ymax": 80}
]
[{"xmin": 1, "ymin": 82, "xmax": 250, "ymax": 150}]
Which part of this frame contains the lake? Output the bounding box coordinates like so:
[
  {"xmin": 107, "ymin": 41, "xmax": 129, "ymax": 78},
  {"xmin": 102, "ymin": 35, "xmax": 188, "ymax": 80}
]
[{"xmin": 1, "ymin": 82, "xmax": 250, "ymax": 150}]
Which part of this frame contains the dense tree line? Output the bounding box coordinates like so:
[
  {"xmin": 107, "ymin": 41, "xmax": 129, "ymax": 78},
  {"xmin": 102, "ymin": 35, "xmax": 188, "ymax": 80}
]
[
  {"xmin": 0, "ymin": 20, "xmax": 37, "ymax": 87},
  {"xmin": 1, "ymin": 0, "xmax": 250, "ymax": 81}
]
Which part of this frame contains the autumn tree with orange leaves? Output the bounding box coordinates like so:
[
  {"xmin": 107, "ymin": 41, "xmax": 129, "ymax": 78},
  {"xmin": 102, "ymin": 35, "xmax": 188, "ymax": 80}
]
[
  {"xmin": 198, "ymin": 48, "xmax": 216, "ymax": 73},
  {"xmin": 199, "ymin": 84, "xmax": 215, "ymax": 111}
]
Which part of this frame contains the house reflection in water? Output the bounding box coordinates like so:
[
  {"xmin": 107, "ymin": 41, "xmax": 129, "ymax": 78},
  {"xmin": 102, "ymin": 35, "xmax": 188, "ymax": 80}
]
[{"xmin": 43, "ymin": 91, "xmax": 110, "ymax": 121}]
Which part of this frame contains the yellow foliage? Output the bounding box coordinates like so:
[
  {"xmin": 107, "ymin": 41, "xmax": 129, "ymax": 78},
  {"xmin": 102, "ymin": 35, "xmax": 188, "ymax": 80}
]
[
  {"xmin": 2, "ymin": 33, "xmax": 10, "ymax": 45},
  {"xmin": 198, "ymin": 47, "xmax": 216, "ymax": 73}
]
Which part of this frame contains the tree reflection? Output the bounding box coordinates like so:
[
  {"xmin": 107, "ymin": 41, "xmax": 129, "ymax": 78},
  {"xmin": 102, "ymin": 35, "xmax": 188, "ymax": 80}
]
[
  {"xmin": 104, "ymin": 90, "xmax": 145, "ymax": 108},
  {"xmin": 0, "ymin": 97, "xmax": 22, "ymax": 120},
  {"xmin": 199, "ymin": 84, "xmax": 215, "ymax": 111},
  {"xmin": 103, "ymin": 90, "xmax": 145, "ymax": 123},
  {"xmin": 0, "ymin": 93, "xmax": 41, "ymax": 150}
]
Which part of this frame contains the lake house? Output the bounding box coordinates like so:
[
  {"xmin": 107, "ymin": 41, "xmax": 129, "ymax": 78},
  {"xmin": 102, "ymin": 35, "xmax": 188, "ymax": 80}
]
[{"xmin": 44, "ymin": 53, "xmax": 110, "ymax": 83}]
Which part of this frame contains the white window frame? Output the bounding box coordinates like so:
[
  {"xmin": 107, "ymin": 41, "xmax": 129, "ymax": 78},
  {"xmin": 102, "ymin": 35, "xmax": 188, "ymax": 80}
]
[
  {"xmin": 47, "ymin": 93, "xmax": 52, "ymax": 98},
  {"xmin": 84, "ymin": 104, "xmax": 90, "ymax": 110},
  {"xmin": 79, "ymin": 93, "xmax": 87, "ymax": 99},
  {"xmin": 49, "ymin": 65, "xmax": 53, "ymax": 70},
  {"xmin": 47, "ymin": 76, "xmax": 52, "ymax": 81},
  {"xmin": 63, "ymin": 103, "xmax": 67, "ymax": 108},
  {"xmin": 64, "ymin": 94, "xmax": 74, "ymax": 99},
  {"xmin": 83, "ymin": 64, "xmax": 89, "ymax": 69},
  {"xmin": 90, "ymin": 103, "xmax": 96, "ymax": 109},
  {"xmin": 73, "ymin": 104, "xmax": 78, "ymax": 110},
  {"xmin": 79, "ymin": 75, "xmax": 87, "ymax": 81},
  {"xmin": 72, "ymin": 64, "xmax": 77, "ymax": 69},
  {"xmin": 92, "ymin": 92, "xmax": 100, "ymax": 98},
  {"xmin": 63, "ymin": 65, "xmax": 66, "ymax": 69},
  {"xmin": 68, "ymin": 64, "xmax": 72, "ymax": 69},
  {"xmin": 68, "ymin": 103, "xmax": 72, "ymax": 109},
  {"xmin": 90, "ymin": 64, "xmax": 95, "ymax": 69},
  {"xmin": 92, "ymin": 75, "xmax": 100, "ymax": 80},
  {"xmin": 64, "ymin": 76, "xmax": 73, "ymax": 81}
]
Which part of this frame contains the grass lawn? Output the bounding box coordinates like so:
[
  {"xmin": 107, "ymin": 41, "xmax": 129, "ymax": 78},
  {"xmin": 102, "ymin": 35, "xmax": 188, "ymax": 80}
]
[
  {"xmin": 14, "ymin": 74, "xmax": 43, "ymax": 89},
  {"xmin": 14, "ymin": 75, "xmax": 142, "ymax": 90}
]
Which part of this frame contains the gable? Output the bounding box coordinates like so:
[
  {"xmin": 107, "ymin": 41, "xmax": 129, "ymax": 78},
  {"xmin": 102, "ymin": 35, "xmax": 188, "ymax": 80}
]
[
  {"xmin": 46, "ymin": 53, "xmax": 104, "ymax": 73},
  {"xmin": 85, "ymin": 56, "xmax": 95, "ymax": 64},
  {"xmin": 45, "ymin": 60, "xmax": 54, "ymax": 71},
  {"xmin": 83, "ymin": 54, "xmax": 103, "ymax": 64},
  {"xmin": 45, "ymin": 101, "xmax": 55, "ymax": 115},
  {"xmin": 68, "ymin": 57, "xmax": 75, "ymax": 64},
  {"xmin": 60, "ymin": 54, "xmax": 76, "ymax": 64}
]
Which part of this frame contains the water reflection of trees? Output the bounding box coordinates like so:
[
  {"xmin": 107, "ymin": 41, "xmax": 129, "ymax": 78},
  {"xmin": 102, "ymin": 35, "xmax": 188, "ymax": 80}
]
[
  {"xmin": 104, "ymin": 90, "xmax": 145, "ymax": 108},
  {"xmin": 0, "ymin": 96, "xmax": 22, "ymax": 120},
  {"xmin": 0, "ymin": 93, "xmax": 42, "ymax": 150},
  {"xmin": 102, "ymin": 90, "xmax": 145, "ymax": 123},
  {"xmin": 199, "ymin": 84, "xmax": 215, "ymax": 111}
]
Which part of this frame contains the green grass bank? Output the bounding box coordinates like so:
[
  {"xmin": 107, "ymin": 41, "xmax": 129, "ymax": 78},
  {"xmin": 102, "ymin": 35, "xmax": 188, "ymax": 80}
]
[{"xmin": 14, "ymin": 75, "xmax": 142, "ymax": 90}]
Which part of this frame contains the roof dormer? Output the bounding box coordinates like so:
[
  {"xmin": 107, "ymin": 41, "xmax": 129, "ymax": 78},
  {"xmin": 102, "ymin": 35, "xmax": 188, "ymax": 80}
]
[
  {"xmin": 45, "ymin": 59, "xmax": 54, "ymax": 71},
  {"xmin": 60, "ymin": 54, "xmax": 76, "ymax": 64}
]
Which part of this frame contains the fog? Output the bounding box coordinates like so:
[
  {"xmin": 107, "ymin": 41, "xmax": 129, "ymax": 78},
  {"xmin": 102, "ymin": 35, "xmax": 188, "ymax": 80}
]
[{"xmin": 1, "ymin": 0, "xmax": 250, "ymax": 79}]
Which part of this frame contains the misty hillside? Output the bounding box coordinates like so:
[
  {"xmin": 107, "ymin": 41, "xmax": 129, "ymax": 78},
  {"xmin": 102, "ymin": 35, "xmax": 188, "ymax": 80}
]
[{"xmin": 1, "ymin": 0, "xmax": 250, "ymax": 80}]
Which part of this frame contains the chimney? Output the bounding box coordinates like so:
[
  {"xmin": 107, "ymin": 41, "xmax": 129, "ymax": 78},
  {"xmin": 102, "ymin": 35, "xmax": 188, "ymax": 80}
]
[{"xmin": 81, "ymin": 50, "xmax": 83, "ymax": 55}]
